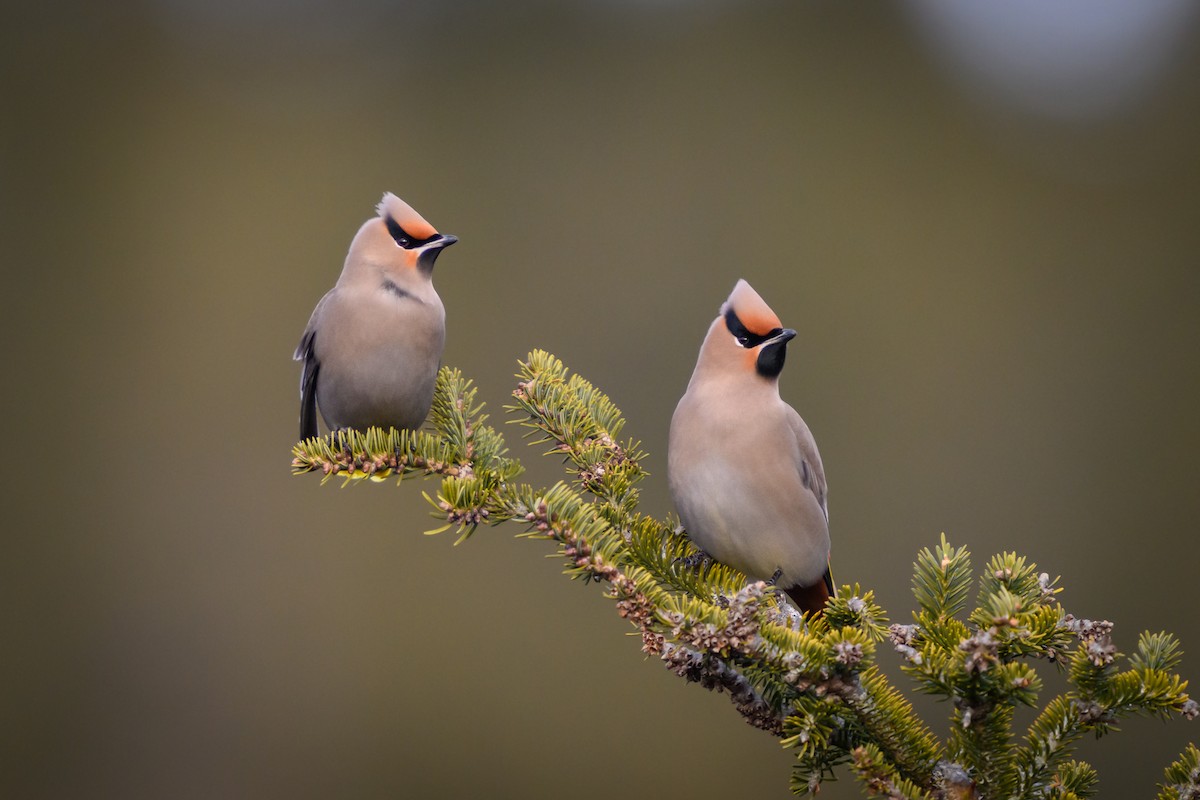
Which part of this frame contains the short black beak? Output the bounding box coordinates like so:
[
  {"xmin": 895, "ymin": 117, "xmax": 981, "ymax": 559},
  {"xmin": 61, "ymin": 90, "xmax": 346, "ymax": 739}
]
[
  {"xmin": 769, "ymin": 328, "xmax": 797, "ymax": 345},
  {"xmin": 417, "ymin": 233, "xmax": 458, "ymax": 272}
]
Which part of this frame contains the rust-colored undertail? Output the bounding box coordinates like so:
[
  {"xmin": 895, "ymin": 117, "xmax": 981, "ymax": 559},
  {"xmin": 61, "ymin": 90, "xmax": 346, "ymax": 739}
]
[{"xmin": 784, "ymin": 565, "xmax": 835, "ymax": 618}]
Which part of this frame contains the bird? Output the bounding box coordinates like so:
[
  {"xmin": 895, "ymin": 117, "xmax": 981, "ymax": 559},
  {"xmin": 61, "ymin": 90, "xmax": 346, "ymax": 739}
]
[
  {"xmin": 294, "ymin": 192, "xmax": 457, "ymax": 440},
  {"xmin": 667, "ymin": 279, "xmax": 833, "ymax": 618}
]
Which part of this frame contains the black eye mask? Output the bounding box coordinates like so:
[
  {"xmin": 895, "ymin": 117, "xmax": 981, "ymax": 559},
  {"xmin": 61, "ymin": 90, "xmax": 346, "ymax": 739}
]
[
  {"xmin": 384, "ymin": 215, "xmax": 439, "ymax": 249},
  {"xmin": 724, "ymin": 307, "xmax": 782, "ymax": 348}
]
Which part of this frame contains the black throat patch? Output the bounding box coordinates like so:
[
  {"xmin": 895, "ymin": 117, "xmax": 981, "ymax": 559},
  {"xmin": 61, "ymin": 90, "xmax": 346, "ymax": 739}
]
[{"xmin": 756, "ymin": 338, "xmax": 788, "ymax": 378}]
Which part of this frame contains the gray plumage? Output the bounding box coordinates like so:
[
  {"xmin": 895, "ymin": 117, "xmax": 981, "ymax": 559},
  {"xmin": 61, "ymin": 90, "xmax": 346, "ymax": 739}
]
[
  {"xmin": 668, "ymin": 279, "xmax": 832, "ymax": 615},
  {"xmin": 294, "ymin": 193, "xmax": 456, "ymax": 439}
]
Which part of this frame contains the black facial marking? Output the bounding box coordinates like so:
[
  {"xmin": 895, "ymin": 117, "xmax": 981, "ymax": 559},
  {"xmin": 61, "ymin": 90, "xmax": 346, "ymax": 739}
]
[
  {"xmin": 724, "ymin": 307, "xmax": 782, "ymax": 349},
  {"xmin": 756, "ymin": 337, "xmax": 789, "ymax": 378},
  {"xmin": 384, "ymin": 215, "xmax": 438, "ymax": 250},
  {"xmin": 381, "ymin": 279, "xmax": 418, "ymax": 301}
]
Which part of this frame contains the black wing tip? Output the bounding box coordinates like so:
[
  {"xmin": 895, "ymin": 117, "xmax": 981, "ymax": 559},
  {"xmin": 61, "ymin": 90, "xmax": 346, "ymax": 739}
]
[
  {"xmin": 298, "ymin": 341, "xmax": 320, "ymax": 440},
  {"xmin": 299, "ymin": 389, "xmax": 319, "ymax": 440},
  {"xmin": 294, "ymin": 327, "xmax": 315, "ymax": 362}
]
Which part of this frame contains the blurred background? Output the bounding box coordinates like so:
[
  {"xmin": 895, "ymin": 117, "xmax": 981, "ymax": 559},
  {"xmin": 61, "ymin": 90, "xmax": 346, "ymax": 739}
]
[{"xmin": 4, "ymin": 1, "xmax": 1200, "ymax": 797}]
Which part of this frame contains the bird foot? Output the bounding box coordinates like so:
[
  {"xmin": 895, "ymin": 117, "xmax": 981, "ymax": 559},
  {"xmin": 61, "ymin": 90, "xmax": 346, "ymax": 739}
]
[
  {"xmin": 327, "ymin": 427, "xmax": 352, "ymax": 450},
  {"xmin": 677, "ymin": 550, "xmax": 713, "ymax": 570}
]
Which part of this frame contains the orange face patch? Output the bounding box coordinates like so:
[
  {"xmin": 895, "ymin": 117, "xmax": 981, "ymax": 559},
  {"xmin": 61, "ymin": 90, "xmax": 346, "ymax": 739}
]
[{"xmin": 726, "ymin": 279, "xmax": 783, "ymax": 335}]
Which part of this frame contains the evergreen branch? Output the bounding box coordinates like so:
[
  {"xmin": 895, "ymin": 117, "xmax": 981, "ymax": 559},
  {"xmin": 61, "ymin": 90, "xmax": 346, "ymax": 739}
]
[
  {"xmin": 291, "ymin": 353, "xmax": 1196, "ymax": 799},
  {"xmin": 851, "ymin": 743, "xmax": 937, "ymax": 800},
  {"xmin": 1136, "ymin": 632, "xmax": 1186, "ymax": 674},
  {"xmin": 825, "ymin": 585, "xmax": 891, "ymax": 642},
  {"xmin": 784, "ymin": 691, "xmax": 855, "ymax": 790},
  {"xmin": 291, "ymin": 367, "xmax": 521, "ymax": 488},
  {"xmin": 948, "ymin": 702, "xmax": 1014, "ymax": 798},
  {"xmin": 1012, "ymin": 695, "xmax": 1090, "ymax": 799},
  {"xmin": 1158, "ymin": 743, "xmax": 1200, "ymax": 800},
  {"xmin": 291, "ymin": 426, "xmax": 466, "ymax": 484},
  {"xmin": 509, "ymin": 349, "xmax": 647, "ymax": 520},
  {"xmin": 913, "ymin": 533, "xmax": 973, "ymax": 621},
  {"xmin": 1048, "ymin": 760, "xmax": 1098, "ymax": 799},
  {"xmin": 974, "ymin": 551, "xmax": 1059, "ymax": 625},
  {"xmin": 623, "ymin": 513, "xmax": 754, "ymax": 603},
  {"xmin": 853, "ymin": 666, "xmax": 944, "ymax": 786},
  {"xmin": 1010, "ymin": 617, "xmax": 1196, "ymax": 798}
]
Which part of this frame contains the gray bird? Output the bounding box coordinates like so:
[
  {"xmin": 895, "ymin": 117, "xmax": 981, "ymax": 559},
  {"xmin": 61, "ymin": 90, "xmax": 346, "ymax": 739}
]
[
  {"xmin": 667, "ymin": 279, "xmax": 833, "ymax": 617},
  {"xmin": 294, "ymin": 192, "xmax": 457, "ymax": 440}
]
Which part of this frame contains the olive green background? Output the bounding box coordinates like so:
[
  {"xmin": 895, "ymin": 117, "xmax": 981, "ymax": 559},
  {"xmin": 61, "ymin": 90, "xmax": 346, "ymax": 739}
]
[{"xmin": 5, "ymin": 3, "xmax": 1200, "ymax": 798}]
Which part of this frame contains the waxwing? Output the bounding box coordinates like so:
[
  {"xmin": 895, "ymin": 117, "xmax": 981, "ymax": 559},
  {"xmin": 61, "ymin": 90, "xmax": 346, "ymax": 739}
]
[
  {"xmin": 295, "ymin": 192, "xmax": 457, "ymax": 439},
  {"xmin": 667, "ymin": 279, "xmax": 833, "ymax": 617}
]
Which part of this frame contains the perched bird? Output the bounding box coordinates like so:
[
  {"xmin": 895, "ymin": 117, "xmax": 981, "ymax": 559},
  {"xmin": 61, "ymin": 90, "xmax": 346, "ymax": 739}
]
[
  {"xmin": 668, "ymin": 279, "xmax": 833, "ymax": 617},
  {"xmin": 294, "ymin": 192, "xmax": 457, "ymax": 440}
]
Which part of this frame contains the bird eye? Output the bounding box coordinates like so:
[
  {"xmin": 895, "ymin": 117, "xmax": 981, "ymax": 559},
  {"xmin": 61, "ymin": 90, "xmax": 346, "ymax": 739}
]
[
  {"xmin": 385, "ymin": 215, "xmax": 416, "ymax": 249},
  {"xmin": 725, "ymin": 308, "xmax": 763, "ymax": 348}
]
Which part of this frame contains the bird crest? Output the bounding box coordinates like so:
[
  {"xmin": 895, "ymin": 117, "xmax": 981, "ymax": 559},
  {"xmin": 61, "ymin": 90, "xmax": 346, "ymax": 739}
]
[
  {"xmin": 376, "ymin": 192, "xmax": 437, "ymax": 241},
  {"xmin": 723, "ymin": 279, "xmax": 783, "ymax": 336}
]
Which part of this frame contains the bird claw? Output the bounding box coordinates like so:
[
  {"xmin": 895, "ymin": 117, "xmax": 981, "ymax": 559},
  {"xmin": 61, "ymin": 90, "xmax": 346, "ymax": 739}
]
[
  {"xmin": 764, "ymin": 567, "xmax": 790, "ymax": 602},
  {"xmin": 327, "ymin": 427, "xmax": 352, "ymax": 451},
  {"xmin": 677, "ymin": 550, "xmax": 713, "ymax": 570}
]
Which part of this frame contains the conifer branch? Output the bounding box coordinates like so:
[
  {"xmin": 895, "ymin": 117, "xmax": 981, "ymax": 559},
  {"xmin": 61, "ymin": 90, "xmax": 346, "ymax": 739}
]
[
  {"xmin": 1158, "ymin": 743, "xmax": 1200, "ymax": 800},
  {"xmin": 291, "ymin": 353, "xmax": 1197, "ymax": 798}
]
